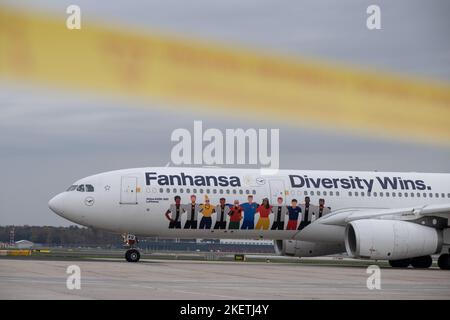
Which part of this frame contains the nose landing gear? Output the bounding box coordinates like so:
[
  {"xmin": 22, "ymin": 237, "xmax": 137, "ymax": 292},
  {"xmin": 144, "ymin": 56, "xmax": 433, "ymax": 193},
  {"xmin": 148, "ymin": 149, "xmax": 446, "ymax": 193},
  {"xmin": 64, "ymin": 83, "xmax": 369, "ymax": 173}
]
[
  {"xmin": 122, "ymin": 233, "xmax": 140, "ymax": 263},
  {"xmin": 125, "ymin": 248, "xmax": 140, "ymax": 262}
]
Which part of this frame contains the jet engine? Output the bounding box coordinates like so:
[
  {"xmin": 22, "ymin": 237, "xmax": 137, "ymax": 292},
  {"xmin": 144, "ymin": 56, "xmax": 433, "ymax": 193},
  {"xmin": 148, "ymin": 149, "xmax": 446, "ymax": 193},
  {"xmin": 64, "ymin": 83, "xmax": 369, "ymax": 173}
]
[
  {"xmin": 274, "ymin": 239, "xmax": 345, "ymax": 257},
  {"xmin": 345, "ymin": 219, "xmax": 442, "ymax": 260}
]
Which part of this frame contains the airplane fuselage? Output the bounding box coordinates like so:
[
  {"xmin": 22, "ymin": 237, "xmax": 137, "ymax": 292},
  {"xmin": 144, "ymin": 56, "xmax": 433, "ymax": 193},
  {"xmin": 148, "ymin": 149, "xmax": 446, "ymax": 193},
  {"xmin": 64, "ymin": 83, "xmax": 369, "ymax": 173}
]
[{"xmin": 48, "ymin": 167, "xmax": 450, "ymax": 243}]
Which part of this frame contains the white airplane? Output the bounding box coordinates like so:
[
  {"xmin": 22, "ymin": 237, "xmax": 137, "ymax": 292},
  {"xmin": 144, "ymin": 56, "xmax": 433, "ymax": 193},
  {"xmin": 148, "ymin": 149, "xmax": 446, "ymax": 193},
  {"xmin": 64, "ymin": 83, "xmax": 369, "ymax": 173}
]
[{"xmin": 48, "ymin": 167, "xmax": 450, "ymax": 269}]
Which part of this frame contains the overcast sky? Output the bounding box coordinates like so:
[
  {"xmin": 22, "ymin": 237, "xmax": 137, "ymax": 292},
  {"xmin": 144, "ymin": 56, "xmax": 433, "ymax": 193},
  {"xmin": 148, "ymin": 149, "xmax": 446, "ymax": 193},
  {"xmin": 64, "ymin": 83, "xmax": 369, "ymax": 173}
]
[{"xmin": 1, "ymin": 0, "xmax": 450, "ymax": 226}]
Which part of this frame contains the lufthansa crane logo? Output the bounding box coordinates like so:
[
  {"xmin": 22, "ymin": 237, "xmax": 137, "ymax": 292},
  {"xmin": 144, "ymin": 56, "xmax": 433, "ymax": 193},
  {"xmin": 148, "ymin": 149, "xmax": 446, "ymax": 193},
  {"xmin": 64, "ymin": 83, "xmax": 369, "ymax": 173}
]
[
  {"xmin": 84, "ymin": 196, "xmax": 95, "ymax": 206},
  {"xmin": 256, "ymin": 177, "xmax": 266, "ymax": 185}
]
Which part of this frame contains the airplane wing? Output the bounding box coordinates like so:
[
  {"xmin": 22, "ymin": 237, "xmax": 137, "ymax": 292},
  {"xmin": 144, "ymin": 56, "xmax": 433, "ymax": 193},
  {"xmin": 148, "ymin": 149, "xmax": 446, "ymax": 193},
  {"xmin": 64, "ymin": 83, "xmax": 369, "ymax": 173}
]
[
  {"xmin": 318, "ymin": 203, "xmax": 450, "ymax": 228},
  {"xmin": 296, "ymin": 203, "xmax": 450, "ymax": 244}
]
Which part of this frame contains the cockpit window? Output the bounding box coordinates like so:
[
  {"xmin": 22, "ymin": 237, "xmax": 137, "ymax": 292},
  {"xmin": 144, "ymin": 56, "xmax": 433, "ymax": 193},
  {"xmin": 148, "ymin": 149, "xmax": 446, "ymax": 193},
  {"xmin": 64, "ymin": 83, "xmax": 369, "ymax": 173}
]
[
  {"xmin": 66, "ymin": 185, "xmax": 78, "ymax": 191},
  {"xmin": 76, "ymin": 185, "xmax": 85, "ymax": 192},
  {"xmin": 86, "ymin": 184, "xmax": 94, "ymax": 192}
]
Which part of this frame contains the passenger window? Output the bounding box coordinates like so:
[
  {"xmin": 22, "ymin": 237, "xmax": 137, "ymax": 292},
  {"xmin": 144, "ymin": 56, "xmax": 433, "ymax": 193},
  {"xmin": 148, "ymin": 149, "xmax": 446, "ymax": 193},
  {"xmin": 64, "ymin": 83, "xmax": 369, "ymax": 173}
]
[
  {"xmin": 252, "ymin": 190, "xmax": 256, "ymax": 195},
  {"xmin": 173, "ymin": 188, "xmax": 177, "ymax": 193},
  {"xmin": 417, "ymin": 193, "xmax": 420, "ymax": 197},
  {"xmin": 166, "ymin": 188, "xmax": 170, "ymax": 193},
  {"xmin": 330, "ymin": 191, "xmax": 333, "ymax": 196},
  {"xmin": 354, "ymin": 192, "xmax": 359, "ymax": 196},
  {"xmin": 317, "ymin": 191, "xmax": 321, "ymax": 196},
  {"xmin": 448, "ymin": 193, "xmax": 450, "ymax": 198},
  {"xmin": 239, "ymin": 190, "xmax": 243, "ymax": 195},
  {"xmin": 159, "ymin": 188, "xmax": 163, "ymax": 193},
  {"xmin": 219, "ymin": 189, "xmax": 223, "ymax": 194},
  {"xmin": 392, "ymin": 192, "xmax": 396, "ymax": 197},
  {"xmin": 410, "ymin": 192, "xmax": 414, "ymax": 197},
  {"xmin": 361, "ymin": 192, "xmax": 365, "ymax": 197},
  {"xmin": 386, "ymin": 192, "xmax": 390, "ymax": 197},
  {"xmin": 429, "ymin": 193, "xmax": 433, "ymax": 198},
  {"xmin": 232, "ymin": 189, "xmax": 237, "ymax": 194},
  {"xmin": 336, "ymin": 191, "xmax": 340, "ymax": 196},
  {"xmin": 180, "ymin": 188, "xmax": 184, "ymax": 193},
  {"xmin": 206, "ymin": 189, "xmax": 210, "ymax": 194},
  {"xmin": 310, "ymin": 191, "xmax": 315, "ymax": 196},
  {"xmin": 193, "ymin": 188, "xmax": 197, "ymax": 193},
  {"xmin": 304, "ymin": 191, "xmax": 308, "ymax": 196},
  {"xmin": 186, "ymin": 188, "xmax": 191, "ymax": 194},
  {"xmin": 86, "ymin": 184, "xmax": 94, "ymax": 192},
  {"xmin": 226, "ymin": 190, "xmax": 230, "ymax": 194},
  {"xmin": 441, "ymin": 193, "xmax": 445, "ymax": 198},
  {"xmin": 404, "ymin": 192, "xmax": 408, "ymax": 197},
  {"xmin": 373, "ymin": 192, "xmax": 377, "ymax": 197},
  {"xmin": 348, "ymin": 192, "xmax": 352, "ymax": 196},
  {"xmin": 423, "ymin": 193, "xmax": 427, "ymax": 197},
  {"xmin": 398, "ymin": 192, "xmax": 401, "ymax": 197},
  {"xmin": 435, "ymin": 193, "xmax": 439, "ymax": 198},
  {"xmin": 245, "ymin": 190, "xmax": 249, "ymax": 195},
  {"xmin": 199, "ymin": 189, "xmax": 204, "ymax": 194},
  {"xmin": 76, "ymin": 185, "xmax": 85, "ymax": 192},
  {"xmin": 213, "ymin": 189, "xmax": 217, "ymax": 194},
  {"xmin": 323, "ymin": 191, "xmax": 327, "ymax": 196},
  {"xmin": 367, "ymin": 192, "xmax": 371, "ymax": 197}
]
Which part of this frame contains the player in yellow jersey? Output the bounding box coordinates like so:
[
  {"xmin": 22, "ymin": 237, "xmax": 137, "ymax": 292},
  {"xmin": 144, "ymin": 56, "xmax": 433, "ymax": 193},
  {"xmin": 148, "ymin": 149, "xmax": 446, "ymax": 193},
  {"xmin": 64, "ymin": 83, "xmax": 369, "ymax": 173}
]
[{"xmin": 199, "ymin": 195, "xmax": 215, "ymax": 229}]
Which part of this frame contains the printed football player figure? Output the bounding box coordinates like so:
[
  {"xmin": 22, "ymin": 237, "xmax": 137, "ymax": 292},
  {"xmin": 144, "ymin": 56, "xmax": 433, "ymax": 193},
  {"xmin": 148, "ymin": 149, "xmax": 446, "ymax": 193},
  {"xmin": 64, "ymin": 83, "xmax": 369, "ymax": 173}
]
[
  {"xmin": 298, "ymin": 196, "xmax": 312, "ymax": 231},
  {"xmin": 228, "ymin": 200, "xmax": 243, "ymax": 230},
  {"xmin": 240, "ymin": 194, "xmax": 259, "ymax": 230},
  {"xmin": 183, "ymin": 194, "xmax": 200, "ymax": 229},
  {"xmin": 165, "ymin": 195, "xmax": 185, "ymax": 229},
  {"xmin": 286, "ymin": 199, "xmax": 302, "ymax": 230},
  {"xmin": 214, "ymin": 197, "xmax": 230, "ymax": 229},
  {"xmin": 199, "ymin": 195, "xmax": 215, "ymax": 229},
  {"xmin": 271, "ymin": 196, "xmax": 287, "ymax": 230},
  {"xmin": 255, "ymin": 198, "xmax": 272, "ymax": 230},
  {"xmin": 317, "ymin": 198, "xmax": 331, "ymax": 219}
]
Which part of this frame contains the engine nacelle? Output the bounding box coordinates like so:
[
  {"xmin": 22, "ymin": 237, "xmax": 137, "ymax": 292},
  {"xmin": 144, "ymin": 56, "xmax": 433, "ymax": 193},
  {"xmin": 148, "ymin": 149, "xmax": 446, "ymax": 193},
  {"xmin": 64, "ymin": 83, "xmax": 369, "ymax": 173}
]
[
  {"xmin": 275, "ymin": 240, "xmax": 345, "ymax": 257},
  {"xmin": 345, "ymin": 219, "xmax": 443, "ymax": 260}
]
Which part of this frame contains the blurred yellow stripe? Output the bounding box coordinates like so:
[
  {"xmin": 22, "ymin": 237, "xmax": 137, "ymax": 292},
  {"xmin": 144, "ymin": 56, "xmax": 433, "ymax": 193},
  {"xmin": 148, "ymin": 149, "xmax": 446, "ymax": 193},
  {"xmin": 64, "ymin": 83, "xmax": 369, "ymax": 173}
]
[{"xmin": 1, "ymin": 8, "xmax": 450, "ymax": 145}]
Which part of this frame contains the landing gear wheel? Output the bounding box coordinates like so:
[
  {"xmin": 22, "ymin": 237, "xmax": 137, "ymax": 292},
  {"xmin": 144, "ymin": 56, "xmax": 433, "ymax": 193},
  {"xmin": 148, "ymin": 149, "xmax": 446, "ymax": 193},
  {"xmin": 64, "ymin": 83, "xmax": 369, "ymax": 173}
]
[
  {"xmin": 438, "ymin": 254, "xmax": 450, "ymax": 270},
  {"xmin": 389, "ymin": 259, "xmax": 411, "ymax": 268},
  {"xmin": 125, "ymin": 249, "xmax": 140, "ymax": 262},
  {"xmin": 411, "ymin": 255, "xmax": 433, "ymax": 269}
]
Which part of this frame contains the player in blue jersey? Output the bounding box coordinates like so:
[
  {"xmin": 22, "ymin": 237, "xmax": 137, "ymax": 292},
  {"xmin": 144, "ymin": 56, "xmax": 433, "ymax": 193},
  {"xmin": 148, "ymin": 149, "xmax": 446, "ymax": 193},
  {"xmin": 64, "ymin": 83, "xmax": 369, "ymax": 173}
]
[{"xmin": 240, "ymin": 195, "xmax": 259, "ymax": 230}]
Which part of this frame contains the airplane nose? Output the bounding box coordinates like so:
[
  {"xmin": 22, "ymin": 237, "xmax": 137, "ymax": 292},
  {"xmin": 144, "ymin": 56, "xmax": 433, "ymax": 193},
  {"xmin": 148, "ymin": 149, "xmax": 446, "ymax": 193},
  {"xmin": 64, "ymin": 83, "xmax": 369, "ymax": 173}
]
[{"xmin": 48, "ymin": 193, "xmax": 66, "ymax": 217}]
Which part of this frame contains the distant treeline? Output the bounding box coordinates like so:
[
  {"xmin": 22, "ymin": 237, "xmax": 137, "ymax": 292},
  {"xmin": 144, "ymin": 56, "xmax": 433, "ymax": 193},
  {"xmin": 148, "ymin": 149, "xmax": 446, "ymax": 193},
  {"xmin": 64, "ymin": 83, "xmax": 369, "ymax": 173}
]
[
  {"xmin": 0, "ymin": 226, "xmax": 275, "ymax": 253},
  {"xmin": 0, "ymin": 225, "xmax": 122, "ymax": 247}
]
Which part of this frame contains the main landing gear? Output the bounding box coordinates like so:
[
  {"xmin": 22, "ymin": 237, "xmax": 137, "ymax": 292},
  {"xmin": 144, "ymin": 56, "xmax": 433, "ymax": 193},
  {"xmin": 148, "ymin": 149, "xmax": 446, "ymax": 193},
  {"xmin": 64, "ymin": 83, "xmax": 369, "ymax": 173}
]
[
  {"xmin": 122, "ymin": 233, "xmax": 140, "ymax": 263},
  {"xmin": 389, "ymin": 256, "xmax": 432, "ymax": 269},
  {"xmin": 389, "ymin": 254, "xmax": 450, "ymax": 270},
  {"xmin": 438, "ymin": 254, "xmax": 450, "ymax": 270}
]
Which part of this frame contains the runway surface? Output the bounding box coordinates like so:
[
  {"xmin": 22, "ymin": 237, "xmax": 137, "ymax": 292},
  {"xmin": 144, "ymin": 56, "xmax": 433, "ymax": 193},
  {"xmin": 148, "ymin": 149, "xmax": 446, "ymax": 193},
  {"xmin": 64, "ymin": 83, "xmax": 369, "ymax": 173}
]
[{"xmin": 1, "ymin": 258, "xmax": 449, "ymax": 299}]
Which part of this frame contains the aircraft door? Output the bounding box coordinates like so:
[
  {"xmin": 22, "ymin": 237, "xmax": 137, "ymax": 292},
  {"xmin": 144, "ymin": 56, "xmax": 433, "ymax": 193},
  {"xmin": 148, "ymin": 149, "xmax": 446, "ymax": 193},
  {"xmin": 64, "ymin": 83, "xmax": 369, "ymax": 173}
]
[
  {"xmin": 120, "ymin": 176, "xmax": 138, "ymax": 204},
  {"xmin": 268, "ymin": 179, "xmax": 286, "ymax": 204}
]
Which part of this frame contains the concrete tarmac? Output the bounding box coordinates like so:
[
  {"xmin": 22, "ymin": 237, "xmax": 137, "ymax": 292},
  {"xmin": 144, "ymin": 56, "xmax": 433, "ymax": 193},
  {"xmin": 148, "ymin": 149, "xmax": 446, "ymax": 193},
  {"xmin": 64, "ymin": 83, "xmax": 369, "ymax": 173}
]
[{"xmin": 1, "ymin": 258, "xmax": 449, "ymax": 299}]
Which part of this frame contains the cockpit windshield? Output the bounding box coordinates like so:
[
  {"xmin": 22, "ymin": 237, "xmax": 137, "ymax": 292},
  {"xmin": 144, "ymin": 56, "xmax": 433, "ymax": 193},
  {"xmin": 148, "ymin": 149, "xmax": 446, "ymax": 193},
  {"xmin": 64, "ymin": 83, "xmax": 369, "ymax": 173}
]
[{"xmin": 67, "ymin": 184, "xmax": 94, "ymax": 192}]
